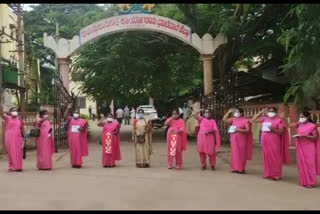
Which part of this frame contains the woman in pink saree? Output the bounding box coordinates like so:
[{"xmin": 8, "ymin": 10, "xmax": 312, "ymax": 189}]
[
  {"xmin": 223, "ymin": 108, "xmax": 253, "ymax": 174},
  {"xmin": 252, "ymin": 107, "xmax": 290, "ymax": 180},
  {"xmin": 98, "ymin": 112, "xmax": 121, "ymax": 167},
  {"xmin": 0, "ymin": 106, "xmax": 26, "ymax": 172},
  {"xmin": 64, "ymin": 104, "xmax": 88, "ymax": 168},
  {"xmin": 193, "ymin": 108, "xmax": 221, "ymax": 170},
  {"xmin": 164, "ymin": 108, "xmax": 188, "ymax": 170},
  {"xmin": 289, "ymin": 111, "xmax": 320, "ymax": 188},
  {"xmin": 36, "ymin": 110, "xmax": 55, "ymax": 170}
]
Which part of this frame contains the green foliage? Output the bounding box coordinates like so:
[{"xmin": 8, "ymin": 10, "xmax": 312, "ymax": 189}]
[
  {"xmin": 23, "ymin": 3, "xmax": 320, "ymax": 111},
  {"xmin": 24, "ymin": 4, "xmax": 106, "ymax": 66},
  {"xmin": 278, "ymin": 4, "xmax": 320, "ymax": 109},
  {"xmin": 71, "ymin": 30, "xmax": 202, "ymax": 107},
  {"xmin": 80, "ymin": 113, "xmax": 90, "ymax": 128}
]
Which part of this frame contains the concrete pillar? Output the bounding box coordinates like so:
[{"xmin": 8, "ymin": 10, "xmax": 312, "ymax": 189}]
[
  {"xmin": 201, "ymin": 55, "xmax": 213, "ymax": 95},
  {"xmin": 58, "ymin": 58, "xmax": 70, "ymax": 92}
]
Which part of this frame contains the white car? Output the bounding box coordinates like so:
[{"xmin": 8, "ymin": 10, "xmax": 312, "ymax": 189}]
[{"xmin": 137, "ymin": 105, "xmax": 158, "ymax": 120}]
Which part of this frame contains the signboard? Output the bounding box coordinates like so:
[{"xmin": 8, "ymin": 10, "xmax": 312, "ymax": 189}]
[{"xmin": 79, "ymin": 14, "xmax": 192, "ymax": 45}]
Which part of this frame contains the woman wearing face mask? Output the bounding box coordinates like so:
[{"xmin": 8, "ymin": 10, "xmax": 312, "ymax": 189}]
[
  {"xmin": 223, "ymin": 108, "xmax": 253, "ymax": 174},
  {"xmin": 98, "ymin": 112, "xmax": 121, "ymax": 167},
  {"xmin": 0, "ymin": 106, "xmax": 25, "ymax": 172},
  {"xmin": 133, "ymin": 109, "xmax": 152, "ymax": 168},
  {"xmin": 193, "ymin": 108, "xmax": 221, "ymax": 170},
  {"xmin": 64, "ymin": 104, "xmax": 88, "ymax": 168},
  {"xmin": 36, "ymin": 110, "xmax": 55, "ymax": 170},
  {"xmin": 289, "ymin": 111, "xmax": 320, "ymax": 188},
  {"xmin": 251, "ymin": 107, "xmax": 290, "ymax": 180},
  {"xmin": 164, "ymin": 108, "xmax": 188, "ymax": 169}
]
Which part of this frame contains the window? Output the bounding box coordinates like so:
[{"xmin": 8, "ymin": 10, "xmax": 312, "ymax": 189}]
[{"xmin": 76, "ymin": 97, "xmax": 86, "ymax": 109}]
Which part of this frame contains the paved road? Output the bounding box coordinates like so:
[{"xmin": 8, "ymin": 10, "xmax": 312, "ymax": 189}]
[{"xmin": 0, "ymin": 121, "xmax": 319, "ymax": 210}]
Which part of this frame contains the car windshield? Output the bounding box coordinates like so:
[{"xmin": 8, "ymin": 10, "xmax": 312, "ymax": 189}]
[{"xmin": 140, "ymin": 106, "xmax": 154, "ymax": 109}]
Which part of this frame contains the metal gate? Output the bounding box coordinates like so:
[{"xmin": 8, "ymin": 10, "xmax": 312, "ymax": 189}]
[
  {"xmin": 52, "ymin": 73, "xmax": 76, "ymax": 152},
  {"xmin": 200, "ymin": 67, "xmax": 241, "ymax": 142}
]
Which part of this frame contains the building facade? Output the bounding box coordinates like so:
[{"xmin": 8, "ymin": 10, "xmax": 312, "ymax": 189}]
[
  {"xmin": 0, "ymin": 4, "xmax": 25, "ymax": 152},
  {"xmin": 70, "ymin": 79, "xmax": 97, "ymax": 117}
]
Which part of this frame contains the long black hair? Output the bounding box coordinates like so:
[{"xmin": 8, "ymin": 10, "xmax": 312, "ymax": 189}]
[
  {"xmin": 236, "ymin": 108, "xmax": 244, "ymax": 117},
  {"xmin": 9, "ymin": 107, "xmax": 18, "ymax": 112},
  {"xmin": 204, "ymin": 108, "xmax": 213, "ymax": 119},
  {"xmin": 137, "ymin": 109, "xmax": 144, "ymax": 114},
  {"xmin": 268, "ymin": 107, "xmax": 277, "ymax": 112},
  {"xmin": 301, "ymin": 110, "xmax": 314, "ymax": 123},
  {"xmin": 39, "ymin": 110, "xmax": 48, "ymax": 118}
]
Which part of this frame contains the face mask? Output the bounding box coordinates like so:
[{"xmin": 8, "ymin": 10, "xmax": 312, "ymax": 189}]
[
  {"xmin": 107, "ymin": 117, "xmax": 113, "ymax": 122},
  {"xmin": 11, "ymin": 111, "xmax": 18, "ymax": 116},
  {"xmin": 233, "ymin": 112, "xmax": 240, "ymax": 118},
  {"xmin": 73, "ymin": 113, "xmax": 79, "ymax": 118},
  {"xmin": 44, "ymin": 114, "xmax": 49, "ymax": 119},
  {"xmin": 299, "ymin": 117, "xmax": 307, "ymax": 123},
  {"xmin": 138, "ymin": 113, "xmax": 144, "ymax": 119},
  {"xmin": 267, "ymin": 112, "xmax": 276, "ymax": 118},
  {"xmin": 204, "ymin": 113, "xmax": 210, "ymax": 118}
]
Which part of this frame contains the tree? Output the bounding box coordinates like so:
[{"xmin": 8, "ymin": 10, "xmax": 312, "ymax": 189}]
[
  {"xmin": 23, "ymin": 4, "xmax": 106, "ymax": 108},
  {"xmin": 278, "ymin": 4, "xmax": 320, "ymax": 109},
  {"xmin": 71, "ymin": 31, "xmax": 202, "ymax": 109}
]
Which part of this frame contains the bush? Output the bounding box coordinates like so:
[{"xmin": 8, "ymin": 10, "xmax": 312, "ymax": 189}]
[{"xmin": 80, "ymin": 113, "xmax": 90, "ymax": 128}]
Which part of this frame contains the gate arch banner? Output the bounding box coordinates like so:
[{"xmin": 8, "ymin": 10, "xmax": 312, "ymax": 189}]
[{"xmin": 79, "ymin": 14, "xmax": 192, "ymax": 45}]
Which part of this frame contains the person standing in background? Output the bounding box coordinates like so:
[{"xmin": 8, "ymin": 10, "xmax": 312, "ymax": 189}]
[
  {"xmin": 131, "ymin": 107, "xmax": 136, "ymax": 141},
  {"xmin": 88, "ymin": 106, "xmax": 92, "ymax": 120},
  {"xmin": 183, "ymin": 103, "xmax": 192, "ymax": 121},
  {"xmin": 130, "ymin": 107, "xmax": 136, "ymax": 124},
  {"xmin": 124, "ymin": 105, "xmax": 130, "ymax": 125},
  {"xmin": 116, "ymin": 107, "xmax": 124, "ymax": 125},
  {"xmin": 92, "ymin": 107, "xmax": 96, "ymax": 121}
]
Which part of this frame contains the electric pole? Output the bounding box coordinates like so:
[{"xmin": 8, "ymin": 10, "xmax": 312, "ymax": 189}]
[{"xmin": 16, "ymin": 4, "xmax": 25, "ymax": 112}]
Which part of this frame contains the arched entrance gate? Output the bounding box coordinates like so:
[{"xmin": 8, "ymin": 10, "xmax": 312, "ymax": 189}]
[
  {"xmin": 43, "ymin": 5, "xmax": 227, "ymax": 148},
  {"xmin": 44, "ymin": 8, "xmax": 227, "ymax": 95}
]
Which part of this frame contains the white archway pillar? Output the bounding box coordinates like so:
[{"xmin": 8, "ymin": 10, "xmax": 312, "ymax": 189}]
[
  {"xmin": 201, "ymin": 54, "xmax": 214, "ymax": 95},
  {"xmin": 57, "ymin": 58, "xmax": 70, "ymax": 92}
]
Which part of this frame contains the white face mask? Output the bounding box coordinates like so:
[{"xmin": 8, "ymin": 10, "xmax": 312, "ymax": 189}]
[
  {"xmin": 299, "ymin": 117, "xmax": 307, "ymax": 123},
  {"xmin": 11, "ymin": 111, "xmax": 18, "ymax": 116},
  {"xmin": 204, "ymin": 113, "xmax": 210, "ymax": 118},
  {"xmin": 107, "ymin": 117, "xmax": 113, "ymax": 122},
  {"xmin": 73, "ymin": 113, "xmax": 79, "ymax": 118},
  {"xmin": 44, "ymin": 114, "xmax": 49, "ymax": 119},
  {"xmin": 267, "ymin": 112, "xmax": 276, "ymax": 118},
  {"xmin": 233, "ymin": 112, "xmax": 240, "ymax": 118}
]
